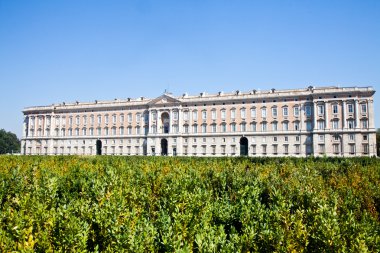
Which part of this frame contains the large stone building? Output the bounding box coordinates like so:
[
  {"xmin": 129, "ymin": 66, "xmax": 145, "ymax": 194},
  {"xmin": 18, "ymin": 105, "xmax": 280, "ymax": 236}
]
[{"xmin": 21, "ymin": 86, "xmax": 377, "ymax": 157}]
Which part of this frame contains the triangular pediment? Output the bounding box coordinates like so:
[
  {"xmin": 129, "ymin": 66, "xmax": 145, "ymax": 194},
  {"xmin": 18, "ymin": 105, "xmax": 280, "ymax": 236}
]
[{"xmin": 148, "ymin": 94, "xmax": 181, "ymax": 105}]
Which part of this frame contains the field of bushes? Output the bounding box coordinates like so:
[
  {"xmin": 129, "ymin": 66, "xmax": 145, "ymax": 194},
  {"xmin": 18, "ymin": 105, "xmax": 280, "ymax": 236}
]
[{"xmin": 0, "ymin": 155, "xmax": 379, "ymax": 252}]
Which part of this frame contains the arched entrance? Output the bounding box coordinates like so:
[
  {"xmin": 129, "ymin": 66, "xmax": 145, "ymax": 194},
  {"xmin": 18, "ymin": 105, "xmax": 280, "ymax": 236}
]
[
  {"xmin": 240, "ymin": 137, "xmax": 248, "ymax": 156},
  {"xmin": 161, "ymin": 139, "xmax": 168, "ymax": 156},
  {"xmin": 96, "ymin": 139, "xmax": 102, "ymax": 155},
  {"xmin": 161, "ymin": 112, "xmax": 170, "ymax": 133}
]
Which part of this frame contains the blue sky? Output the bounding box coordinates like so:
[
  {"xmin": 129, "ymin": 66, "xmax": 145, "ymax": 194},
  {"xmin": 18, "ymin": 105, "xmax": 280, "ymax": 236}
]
[{"xmin": 0, "ymin": 0, "xmax": 379, "ymax": 137}]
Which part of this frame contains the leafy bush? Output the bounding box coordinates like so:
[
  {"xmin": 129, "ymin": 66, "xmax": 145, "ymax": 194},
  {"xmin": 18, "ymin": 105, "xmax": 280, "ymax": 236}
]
[{"xmin": 0, "ymin": 156, "xmax": 379, "ymax": 252}]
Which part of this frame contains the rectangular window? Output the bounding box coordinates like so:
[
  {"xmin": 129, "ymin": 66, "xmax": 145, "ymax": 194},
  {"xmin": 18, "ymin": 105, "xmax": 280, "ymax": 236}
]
[
  {"xmin": 105, "ymin": 115, "xmax": 109, "ymax": 124},
  {"xmin": 261, "ymin": 122, "xmax": 267, "ymax": 132},
  {"xmin": 363, "ymin": 144, "xmax": 369, "ymax": 154},
  {"xmin": 332, "ymin": 104, "xmax": 338, "ymax": 114},
  {"xmin": 112, "ymin": 115, "xmax": 116, "ymax": 123},
  {"xmin": 348, "ymin": 104, "xmax": 354, "ymax": 113},
  {"xmin": 128, "ymin": 114, "xmax": 132, "ymax": 122},
  {"xmin": 202, "ymin": 124, "xmax": 207, "ymax": 133},
  {"xmin": 294, "ymin": 106, "xmax": 300, "ymax": 116},
  {"xmin": 193, "ymin": 125, "xmax": 198, "ymax": 133},
  {"xmin": 318, "ymin": 121, "xmax": 325, "ymax": 130},
  {"xmin": 272, "ymin": 108, "xmax": 277, "ymax": 117},
  {"xmin": 173, "ymin": 111, "xmax": 178, "ymax": 120},
  {"xmin": 332, "ymin": 120, "xmax": 339, "ymax": 129},
  {"xmin": 251, "ymin": 122, "xmax": 256, "ymax": 132},
  {"xmin": 348, "ymin": 120, "xmax": 355, "ymax": 129},
  {"xmin": 231, "ymin": 110, "xmax": 236, "ymax": 119},
  {"xmin": 211, "ymin": 110, "xmax": 216, "ymax": 120},
  {"xmin": 241, "ymin": 109, "xmax": 246, "ymax": 118},
  {"xmin": 294, "ymin": 122, "xmax": 300, "ymax": 131},
  {"xmin": 136, "ymin": 114, "xmax": 141, "ymax": 122},
  {"xmin": 273, "ymin": 145, "xmax": 278, "ymax": 154},
  {"xmin": 284, "ymin": 145, "xmax": 289, "ymax": 154},
  {"xmin": 222, "ymin": 124, "xmax": 226, "ymax": 132},
  {"xmin": 202, "ymin": 111, "xmax": 207, "ymax": 120},
  {"xmin": 333, "ymin": 144, "xmax": 340, "ymax": 154},
  {"xmin": 221, "ymin": 110, "xmax": 226, "ymax": 119},
  {"xmin": 241, "ymin": 123, "xmax": 246, "ymax": 132},
  {"xmin": 231, "ymin": 124, "xmax": 236, "ymax": 132},
  {"xmin": 261, "ymin": 108, "xmax": 267, "ymax": 118},
  {"xmin": 349, "ymin": 144, "xmax": 355, "ymax": 154},
  {"xmin": 184, "ymin": 111, "xmax": 189, "ymax": 120},
  {"xmin": 282, "ymin": 122, "xmax": 289, "ymax": 131},
  {"xmin": 192, "ymin": 111, "xmax": 198, "ymax": 121},
  {"xmin": 251, "ymin": 108, "xmax": 256, "ymax": 118},
  {"xmin": 319, "ymin": 144, "xmax": 325, "ymax": 153},
  {"xmin": 318, "ymin": 105, "xmax": 324, "ymax": 115},
  {"xmin": 212, "ymin": 124, "xmax": 217, "ymax": 133},
  {"xmin": 120, "ymin": 114, "xmax": 124, "ymax": 123},
  {"xmin": 349, "ymin": 134, "xmax": 355, "ymax": 141},
  {"xmin": 272, "ymin": 122, "xmax": 278, "ymax": 131},
  {"xmin": 283, "ymin": 107, "xmax": 288, "ymax": 116},
  {"xmin": 361, "ymin": 104, "xmax": 367, "ymax": 113}
]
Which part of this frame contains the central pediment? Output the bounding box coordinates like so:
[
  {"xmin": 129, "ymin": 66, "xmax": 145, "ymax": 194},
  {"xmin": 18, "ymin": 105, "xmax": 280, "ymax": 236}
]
[{"xmin": 148, "ymin": 94, "xmax": 181, "ymax": 105}]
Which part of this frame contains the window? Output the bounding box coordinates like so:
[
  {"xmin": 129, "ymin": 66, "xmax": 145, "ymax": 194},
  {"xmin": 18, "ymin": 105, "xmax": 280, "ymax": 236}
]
[
  {"xmin": 272, "ymin": 107, "xmax": 278, "ymax": 117},
  {"xmin": 318, "ymin": 105, "xmax": 324, "ymax": 115},
  {"xmin": 97, "ymin": 128, "xmax": 101, "ymax": 135},
  {"xmin": 76, "ymin": 116, "xmax": 80, "ymax": 125},
  {"xmin": 363, "ymin": 144, "xmax": 369, "ymax": 154},
  {"xmin": 318, "ymin": 135, "xmax": 324, "ymax": 142},
  {"xmin": 241, "ymin": 108, "xmax": 246, "ymax": 118},
  {"xmin": 231, "ymin": 109, "xmax": 236, "ymax": 119},
  {"xmin": 305, "ymin": 106, "xmax": 312, "ymax": 116},
  {"xmin": 105, "ymin": 115, "xmax": 109, "ymax": 124},
  {"xmin": 173, "ymin": 111, "xmax": 178, "ymax": 120},
  {"xmin": 193, "ymin": 124, "xmax": 198, "ymax": 133},
  {"xmin": 349, "ymin": 134, "xmax": 355, "ymax": 141},
  {"xmin": 75, "ymin": 128, "xmax": 79, "ymax": 136},
  {"xmin": 192, "ymin": 110, "xmax": 198, "ymax": 121},
  {"xmin": 184, "ymin": 111, "xmax": 189, "ymax": 120},
  {"xmin": 348, "ymin": 104, "xmax": 354, "ymax": 113},
  {"xmin": 221, "ymin": 110, "xmax": 226, "ymax": 119},
  {"xmin": 200, "ymin": 124, "xmax": 206, "ymax": 133},
  {"xmin": 349, "ymin": 144, "xmax": 355, "ymax": 155},
  {"xmin": 295, "ymin": 136, "xmax": 300, "ymax": 142},
  {"xmin": 294, "ymin": 121, "xmax": 300, "ymax": 131},
  {"xmin": 318, "ymin": 121, "xmax": 325, "ymax": 130},
  {"xmin": 250, "ymin": 122, "xmax": 257, "ymax": 132},
  {"xmin": 98, "ymin": 115, "xmax": 102, "ymax": 124},
  {"xmin": 105, "ymin": 127, "xmax": 109, "ymax": 135},
  {"xmin": 128, "ymin": 113, "xmax": 132, "ymax": 122},
  {"xmin": 333, "ymin": 144, "xmax": 340, "ymax": 154},
  {"xmin": 283, "ymin": 107, "xmax": 288, "ymax": 116},
  {"xmin": 272, "ymin": 122, "xmax": 278, "ymax": 131},
  {"xmin": 184, "ymin": 125, "xmax": 189, "ymax": 133},
  {"xmin": 332, "ymin": 120, "xmax": 339, "ymax": 129},
  {"xmin": 273, "ymin": 136, "xmax": 277, "ymax": 142},
  {"xmin": 262, "ymin": 145, "xmax": 267, "ymax": 154},
  {"xmin": 361, "ymin": 104, "xmax": 367, "ymax": 113},
  {"xmin": 251, "ymin": 108, "xmax": 256, "ymax": 118},
  {"xmin": 112, "ymin": 127, "xmax": 116, "ymax": 135},
  {"xmin": 363, "ymin": 135, "xmax": 368, "ymax": 141},
  {"xmin": 241, "ymin": 123, "xmax": 246, "ymax": 132},
  {"xmin": 90, "ymin": 128, "xmax": 94, "ymax": 136},
  {"xmin": 273, "ymin": 145, "xmax": 278, "ymax": 155},
  {"xmin": 90, "ymin": 115, "xmax": 94, "ymax": 125},
  {"xmin": 221, "ymin": 123, "xmax": 227, "ymax": 132},
  {"xmin": 152, "ymin": 112, "xmax": 157, "ymax": 121},
  {"xmin": 151, "ymin": 125, "xmax": 157, "ymax": 133},
  {"xmin": 212, "ymin": 124, "xmax": 217, "ymax": 133},
  {"xmin": 284, "ymin": 145, "xmax": 289, "ymax": 154},
  {"xmin": 112, "ymin": 114, "xmax": 116, "ymax": 123},
  {"xmin": 319, "ymin": 144, "xmax": 325, "ymax": 153},
  {"xmin": 361, "ymin": 119, "xmax": 368, "ymax": 129},
  {"xmin": 261, "ymin": 108, "xmax": 267, "ymax": 118},
  {"xmin": 202, "ymin": 110, "xmax": 207, "ymax": 120},
  {"xmin": 120, "ymin": 114, "xmax": 124, "ymax": 123},
  {"xmin": 282, "ymin": 122, "xmax": 289, "ymax": 131},
  {"xmin": 173, "ymin": 125, "xmax": 179, "ymax": 133},
  {"xmin": 261, "ymin": 122, "xmax": 267, "ymax": 132},
  {"xmin": 211, "ymin": 110, "xmax": 216, "ymax": 120},
  {"xmin": 294, "ymin": 106, "xmax": 300, "ymax": 116},
  {"xmin": 82, "ymin": 128, "xmax": 87, "ymax": 136},
  {"xmin": 334, "ymin": 135, "xmax": 339, "ymax": 141},
  {"xmin": 284, "ymin": 136, "xmax": 288, "ymax": 142},
  {"xmin": 347, "ymin": 120, "xmax": 355, "ymax": 129},
  {"xmin": 136, "ymin": 113, "xmax": 141, "ymax": 122},
  {"xmin": 136, "ymin": 126, "xmax": 141, "ymax": 135},
  {"xmin": 231, "ymin": 123, "xmax": 236, "ymax": 132},
  {"xmin": 332, "ymin": 104, "xmax": 338, "ymax": 114}
]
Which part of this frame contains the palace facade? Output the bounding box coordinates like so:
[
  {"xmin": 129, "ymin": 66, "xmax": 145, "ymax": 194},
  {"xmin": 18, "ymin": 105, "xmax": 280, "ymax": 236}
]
[{"xmin": 21, "ymin": 86, "xmax": 376, "ymax": 157}]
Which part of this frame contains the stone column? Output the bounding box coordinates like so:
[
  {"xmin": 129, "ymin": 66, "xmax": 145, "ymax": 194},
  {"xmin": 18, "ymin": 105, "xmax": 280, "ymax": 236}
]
[
  {"xmin": 354, "ymin": 99, "xmax": 359, "ymax": 128},
  {"xmin": 368, "ymin": 99, "xmax": 375, "ymax": 129},
  {"xmin": 342, "ymin": 100, "xmax": 346, "ymax": 129},
  {"xmin": 313, "ymin": 102, "xmax": 317, "ymax": 130},
  {"xmin": 324, "ymin": 101, "xmax": 329, "ymax": 130}
]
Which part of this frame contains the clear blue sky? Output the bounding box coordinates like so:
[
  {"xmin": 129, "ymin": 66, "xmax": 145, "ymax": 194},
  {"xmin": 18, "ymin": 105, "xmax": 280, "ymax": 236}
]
[{"xmin": 0, "ymin": 0, "xmax": 379, "ymax": 138}]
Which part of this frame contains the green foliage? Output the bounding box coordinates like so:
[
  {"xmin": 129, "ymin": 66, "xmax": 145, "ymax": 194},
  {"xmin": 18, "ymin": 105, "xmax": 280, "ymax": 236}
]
[
  {"xmin": 0, "ymin": 129, "xmax": 20, "ymax": 154},
  {"xmin": 0, "ymin": 156, "xmax": 379, "ymax": 252}
]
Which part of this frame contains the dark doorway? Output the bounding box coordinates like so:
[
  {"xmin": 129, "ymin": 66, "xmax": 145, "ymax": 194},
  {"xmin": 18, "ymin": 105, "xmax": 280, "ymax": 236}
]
[
  {"xmin": 161, "ymin": 139, "xmax": 168, "ymax": 155},
  {"xmin": 240, "ymin": 137, "xmax": 248, "ymax": 156},
  {"xmin": 96, "ymin": 140, "xmax": 102, "ymax": 155}
]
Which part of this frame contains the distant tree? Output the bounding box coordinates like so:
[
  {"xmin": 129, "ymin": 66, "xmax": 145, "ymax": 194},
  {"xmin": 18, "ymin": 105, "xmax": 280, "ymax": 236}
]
[
  {"xmin": 0, "ymin": 129, "xmax": 20, "ymax": 154},
  {"xmin": 377, "ymin": 128, "xmax": 380, "ymax": 157}
]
